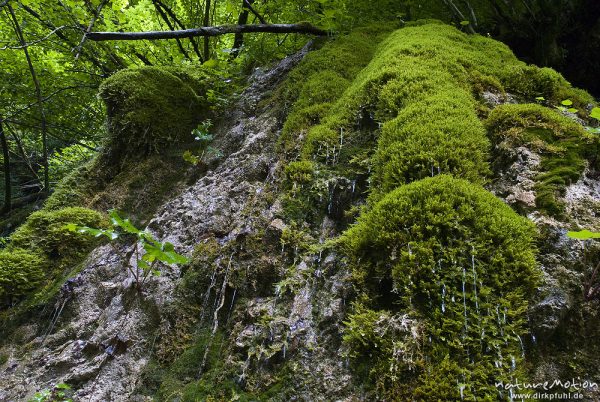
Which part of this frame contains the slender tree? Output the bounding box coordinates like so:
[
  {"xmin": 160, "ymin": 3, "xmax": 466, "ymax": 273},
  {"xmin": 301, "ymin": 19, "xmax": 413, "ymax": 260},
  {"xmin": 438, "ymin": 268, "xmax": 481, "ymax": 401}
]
[
  {"xmin": 7, "ymin": 3, "xmax": 49, "ymax": 193},
  {"xmin": 0, "ymin": 116, "xmax": 11, "ymax": 213}
]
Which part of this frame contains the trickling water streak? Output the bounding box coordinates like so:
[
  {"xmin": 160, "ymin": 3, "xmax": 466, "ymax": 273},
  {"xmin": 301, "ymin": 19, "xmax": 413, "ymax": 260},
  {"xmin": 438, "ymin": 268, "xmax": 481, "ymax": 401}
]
[
  {"xmin": 327, "ymin": 183, "xmax": 335, "ymax": 215},
  {"xmin": 511, "ymin": 355, "xmax": 516, "ymax": 371},
  {"xmin": 531, "ymin": 334, "xmax": 536, "ymax": 344},
  {"xmin": 496, "ymin": 305, "xmax": 504, "ymax": 337},
  {"xmin": 226, "ymin": 288, "xmax": 237, "ymax": 324},
  {"xmin": 516, "ymin": 333, "xmax": 525, "ymax": 357},
  {"xmin": 199, "ymin": 264, "xmax": 218, "ymax": 324},
  {"xmin": 471, "ymin": 247, "xmax": 479, "ymax": 313},
  {"xmin": 351, "ymin": 180, "xmax": 356, "ymax": 194},
  {"xmin": 441, "ymin": 283, "xmax": 446, "ymax": 313},
  {"xmin": 199, "ymin": 254, "xmax": 233, "ymax": 377}
]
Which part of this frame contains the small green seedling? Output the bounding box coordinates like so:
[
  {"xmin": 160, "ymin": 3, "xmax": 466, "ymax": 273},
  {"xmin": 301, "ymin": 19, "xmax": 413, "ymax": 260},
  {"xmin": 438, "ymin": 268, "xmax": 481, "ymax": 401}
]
[
  {"xmin": 66, "ymin": 210, "xmax": 188, "ymax": 289},
  {"xmin": 30, "ymin": 383, "xmax": 72, "ymax": 402},
  {"xmin": 184, "ymin": 120, "xmax": 222, "ymax": 165}
]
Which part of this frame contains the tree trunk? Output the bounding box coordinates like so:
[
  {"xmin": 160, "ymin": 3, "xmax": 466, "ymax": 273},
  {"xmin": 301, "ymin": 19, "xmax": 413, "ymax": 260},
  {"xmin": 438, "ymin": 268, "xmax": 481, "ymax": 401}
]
[
  {"xmin": 0, "ymin": 118, "xmax": 11, "ymax": 214},
  {"xmin": 203, "ymin": 0, "xmax": 212, "ymax": 60},
  {"xmin": 231, "ymin": 0, "xmax": 253, "ymax": 59},
  {"xmin": 8, "ymin": 4, "xmax": 50, "ymax": 193}
]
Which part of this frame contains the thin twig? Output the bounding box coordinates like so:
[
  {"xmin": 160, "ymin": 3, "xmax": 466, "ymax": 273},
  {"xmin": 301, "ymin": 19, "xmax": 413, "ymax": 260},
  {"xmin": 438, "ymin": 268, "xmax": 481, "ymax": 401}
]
[{"xmin": 74, "ymin": 0, "xmax": 108, "ymax": 60}]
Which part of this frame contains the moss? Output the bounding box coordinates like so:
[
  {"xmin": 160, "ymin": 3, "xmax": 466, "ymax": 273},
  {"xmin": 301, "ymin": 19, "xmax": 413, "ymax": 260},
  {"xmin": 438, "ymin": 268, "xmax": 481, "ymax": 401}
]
[
  {"xmin": 281, "ymin": 23, "xmax": 591, "ymax": 195},
  {"xmin": 9, "ymin": 207, "xmax": 105, "ymax": 258},
  {"xmin": 269, "ymin": 20, "xmax": 596, "ymax": 398},
  {"xmin": 486, "ymin": 103, "xmax": 599, "ymax": 216},
  {"xmin": 0, "ymin": 249, "xmax": 46, "ymax": 304},
  {"xmin": 342, "ymin": 303, "xmax": 423, "ymax": 397},
  {"xmin": 154, "ymin": 329, "xmax": 229, "ymax": 401},
  {"xmin": 277, "ymin": 24, "xmax": 393, "ymax": 157},
  {"xmin": 505, "ymin": 65, "xmax": 594, "ymax": 108},
  {"xmin": 0, "ymin": 207, "xmax": 105, "ymax": 306},
  {"xmin": 98, "ymin": 66, "xmax": 205, "ymax": 161},
  {"xmin": 341, "ymin": 175, "xmax": 539, "ymax": 398}
]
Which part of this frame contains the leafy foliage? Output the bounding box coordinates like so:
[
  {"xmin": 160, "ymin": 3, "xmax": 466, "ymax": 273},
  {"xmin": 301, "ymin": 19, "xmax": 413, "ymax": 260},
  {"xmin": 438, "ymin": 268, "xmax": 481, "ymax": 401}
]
[
  {"xmin": 29, "ymin": 383, "xmax": 72, "ymax": 402},
  {"xmin": 67, "ymin": 210, "xmax": 188, "ymax": 289},
  {"xmin": 568, "ymin": 230, "xmax": 600, "ymax": 240}
]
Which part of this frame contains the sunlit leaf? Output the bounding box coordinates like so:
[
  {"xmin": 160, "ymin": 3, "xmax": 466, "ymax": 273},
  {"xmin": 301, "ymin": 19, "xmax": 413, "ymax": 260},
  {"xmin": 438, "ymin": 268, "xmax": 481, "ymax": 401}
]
[{"xmin": 567, "ymin": 230, "xmax": 600, "ymax": 240}]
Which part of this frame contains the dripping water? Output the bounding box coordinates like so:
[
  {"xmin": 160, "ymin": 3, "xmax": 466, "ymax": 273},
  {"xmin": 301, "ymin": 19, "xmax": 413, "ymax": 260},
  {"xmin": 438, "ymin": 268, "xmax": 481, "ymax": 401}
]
[
  {"xmin": 441, "ymin": 283, "xmax": 446, "ymax": 313},
  {"xmin": 471, "ymin": 247, "xmax": 479, "ymax": 314},
  {"xmin": 199, "ymin": 254, "xmax": 233, "ymax": 377}
]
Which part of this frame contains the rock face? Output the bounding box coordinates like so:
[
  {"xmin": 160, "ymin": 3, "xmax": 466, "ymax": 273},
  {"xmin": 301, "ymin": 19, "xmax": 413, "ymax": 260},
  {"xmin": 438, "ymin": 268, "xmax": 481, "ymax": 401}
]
[
  {"xmin": 0, "ymin": 46, "xmax": 328, "ymax": 401},
  {"xmin": 1, "ymin": 23, "xmax": 600, "ymax": 401}
]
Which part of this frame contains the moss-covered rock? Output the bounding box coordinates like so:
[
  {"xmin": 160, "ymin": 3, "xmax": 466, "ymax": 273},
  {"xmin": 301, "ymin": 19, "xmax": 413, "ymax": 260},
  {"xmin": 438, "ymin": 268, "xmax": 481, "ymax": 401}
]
[
  {"xmin": 0, "ymin": 207, "xmax": 105, "ymax": 306},
  {"xmin": 341, "ymin": 175, "xmax": 539, "ymax": 398},
  {"xmin": 486, "ymin": 103, "xmax": 600, "ymax": 216},
  {"xmin": 99, "ymin": 66, "xmax": 205, "ymax": 159},
  {"xmin": 9, "ymin": 207, "xmax": 105, "ymax": 258},
  {"xmin": 0, "ymin": 249, "xmax": 46, "ymax": 304}
]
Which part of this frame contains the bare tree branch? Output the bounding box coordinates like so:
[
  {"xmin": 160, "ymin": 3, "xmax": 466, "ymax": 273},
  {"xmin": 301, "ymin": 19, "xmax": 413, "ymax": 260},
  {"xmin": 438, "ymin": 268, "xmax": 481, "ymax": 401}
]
[
  {"xmin": 244, "ymin": 0, "xmax": 267, "ymax": 24},
  {"xmin": 151, "ymin": 0, "xmax": 192, "ymax": 61},
  {"xmin": 152, "ymin": 0, "xmax": 203, "ymax": 61},
  {"xmin": 74, "ymin": 0, "xmax": 109, "ymax": 60},
  {"xmin": 86, "ymin": 23, "xmax": 328, "ymax": 42},
  {"xmin": 0, "ymin": 26, "xmax": 79, "ymax": 50}
]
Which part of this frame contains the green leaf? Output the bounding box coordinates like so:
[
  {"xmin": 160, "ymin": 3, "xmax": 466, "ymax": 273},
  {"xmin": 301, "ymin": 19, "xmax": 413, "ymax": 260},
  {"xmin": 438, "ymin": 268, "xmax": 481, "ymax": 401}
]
[
  {"xmin": 590, "ymin": 107, "xmax": 600, "ymax": 121},
  {"xmin": 164, "ymin": 251, "xmax": 189, "ymax": 264},
  {"xmin": 109, "ymin": 210, "xmax": 140, "ymax": 234},
  {"xmin": 568, "ymin": 108, "xmax": 578, "ymax": 113},
  {"xmin": 460, "ymin": 20, "xmax": 470, "ymax": 26},
  {"xmin": 561, "ymin": 99, "xmax": 573, "ymax": 106},
  {"xmin": 183, "ymin": 150, "xmax": 200, "ymax": 165},
  {"xmin": 138, "ymin": 259, "xmax": 151, "ymax": 270},
  {"xmin": 535, "ymin": 96, "xmax": 545, "ymax": 101},
  {"xmin": 75, "ymin": 226, "xmax": 118, "ymax": 240},
  {"xmin": 64, "ymin": 223, "xmax": 78, "ymax": 232},
  {"xmin": 567, "ymin": 230, "xmax": 600, "ymax": 240}
]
